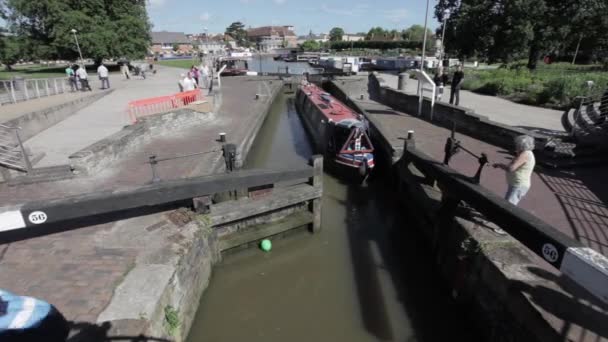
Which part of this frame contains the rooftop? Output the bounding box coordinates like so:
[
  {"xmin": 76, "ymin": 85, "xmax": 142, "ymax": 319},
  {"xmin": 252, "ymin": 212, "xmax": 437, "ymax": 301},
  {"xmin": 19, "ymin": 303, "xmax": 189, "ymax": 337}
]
[
  {"xmin": 247, "ymin": 26, "xmax": 296, "ymax": 38},
  {"xmin": 151, "ymin": 31, "xmax": 191, "ymax": 44}
]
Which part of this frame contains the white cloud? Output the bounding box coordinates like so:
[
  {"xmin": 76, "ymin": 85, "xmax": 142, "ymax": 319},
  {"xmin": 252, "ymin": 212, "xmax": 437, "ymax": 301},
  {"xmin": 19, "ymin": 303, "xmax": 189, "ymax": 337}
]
[
  {"xmin": 384, "ymin": 8, "xmax": 408, "ymax": 23},
  {"xmin": 273, "ymin": 0, "xmax": 286, "ymax": 5},
  {"xmin": 148, "ymin": 0, "xmax": 166, "ymax": 9},
  {"xmin": 200, "ymin": 12, "xmax": 211, "ymax": 21}
]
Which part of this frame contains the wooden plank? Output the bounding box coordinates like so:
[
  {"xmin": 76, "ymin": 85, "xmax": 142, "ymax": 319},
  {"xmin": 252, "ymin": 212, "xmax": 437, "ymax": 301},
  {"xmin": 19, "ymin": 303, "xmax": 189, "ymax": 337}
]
[
  {"xmin": 210, "ymin": 184, "xmax": 321, "ymax": 226},
  {"xmin": 2, "ymin": 167, "xmax": 314, "ymax": 232},
  {"xmin": 219, "ymin": 211, "xmax": 313, "ymax": 251}
]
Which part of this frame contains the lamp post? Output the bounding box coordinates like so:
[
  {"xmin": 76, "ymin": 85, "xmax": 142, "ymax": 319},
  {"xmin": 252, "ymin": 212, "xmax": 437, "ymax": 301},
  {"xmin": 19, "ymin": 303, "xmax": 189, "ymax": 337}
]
[
  {"xmin": 71, "ymin": 29, "xmax": 84, "ymax": 65},
  {"xmin": 440, "ymin": 9, "xmax": 450, "ymax": 65},
  {"xmin": 420, "ymin": 0, "xmax": 430, "ymax": 71}
]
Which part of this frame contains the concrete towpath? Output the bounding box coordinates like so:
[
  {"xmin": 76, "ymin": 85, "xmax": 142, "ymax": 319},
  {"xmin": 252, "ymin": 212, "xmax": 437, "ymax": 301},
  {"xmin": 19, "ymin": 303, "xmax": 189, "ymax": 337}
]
[
  {"xmin": 378, "ymin": 72, "xmax": 565, "ymax": 132},
  {"xmin": 23, "ymin": 66, "xmax": 188, "ymax": 167}
]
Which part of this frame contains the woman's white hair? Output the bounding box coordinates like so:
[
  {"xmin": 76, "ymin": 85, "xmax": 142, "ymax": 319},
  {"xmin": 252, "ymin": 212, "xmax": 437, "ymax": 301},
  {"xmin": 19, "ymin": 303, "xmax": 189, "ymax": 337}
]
[{"xmin": 514, "ymin": 135, "xmax": 535, "ymax": 151}]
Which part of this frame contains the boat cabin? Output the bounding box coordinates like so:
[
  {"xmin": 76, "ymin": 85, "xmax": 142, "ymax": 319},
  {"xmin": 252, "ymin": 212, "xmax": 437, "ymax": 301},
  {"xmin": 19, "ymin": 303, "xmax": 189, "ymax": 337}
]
[{"xmin": 216, "ymin": 57, "xmax": 249, "ymax": 76}]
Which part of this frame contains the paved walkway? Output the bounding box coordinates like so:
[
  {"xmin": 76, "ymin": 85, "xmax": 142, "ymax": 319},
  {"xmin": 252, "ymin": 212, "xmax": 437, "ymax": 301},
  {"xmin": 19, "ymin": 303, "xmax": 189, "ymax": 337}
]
[
  {"xmin": 23, "ymin": 67, "xmax": 185, "ymax": 167},
  {"xmin": 378, "ymin": 73, "xmax": 565, "ymax": 132},
  {"xmin": 339, "ymin": 78, "xmax": 608, "ymax": 256},
  {"xmin": 0, "ymin": 77, "xmax": 282, "ymax": 336},
  {"xmin": 0, "ymin": 92, "xmax": 95, "ymax": 123}
]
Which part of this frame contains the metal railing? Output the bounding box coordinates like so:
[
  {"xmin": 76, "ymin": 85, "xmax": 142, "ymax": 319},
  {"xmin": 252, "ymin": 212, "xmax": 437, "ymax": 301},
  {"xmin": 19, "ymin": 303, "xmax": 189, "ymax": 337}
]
[
  {"xmin": 571, "ymin": 87, "xmax": 608, "ymax": 140},
  {"xmin": 0, "ymin": 124, "xmax": 32, "ymax": 172},
  {"xmin": 127, "ymin": 89, "xmax": 205, "ymax": 123},
  {"xmin": 0, "ymin": 77, "xmax": 70, "ymax": 106}
]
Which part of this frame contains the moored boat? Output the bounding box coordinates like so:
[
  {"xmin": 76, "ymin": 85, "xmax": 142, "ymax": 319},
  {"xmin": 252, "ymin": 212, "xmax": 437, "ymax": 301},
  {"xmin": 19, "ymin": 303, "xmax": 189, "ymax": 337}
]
[
  {"xmin": 216, "ymin": 57, "xmax": 250, "ymax": 76},
  {"xmin": 295, "ymin": 82, "xmax": 374, "ymax": 180}
]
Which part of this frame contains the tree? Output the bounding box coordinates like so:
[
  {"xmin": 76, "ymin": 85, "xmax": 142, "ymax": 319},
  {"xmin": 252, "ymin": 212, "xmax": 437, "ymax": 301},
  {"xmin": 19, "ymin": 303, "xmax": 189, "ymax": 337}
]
[
  {"xmin": 225, "ymin": 21, "xmax": 248, "ymax": 47},
  {"xmin": 366, "ymin": 27, "xmax": 387, "ymax": 40},
  {"xmin": 329, "ymin": 27, "xmax": 344, "ymax": 42},
  {"xmin": 0, "ymin": 34, "xmax": 22, "ymax": 70},
  {"xmin": 300, "ymin": 40, "xmax": 320, "ymax": 51},
  {"xmin": 172, "ymin": 43, "xmax": 180, "ymax": 52},
  {"xmin": 2, "ymin": 0, "xmax": 151, "ymax": 62}
]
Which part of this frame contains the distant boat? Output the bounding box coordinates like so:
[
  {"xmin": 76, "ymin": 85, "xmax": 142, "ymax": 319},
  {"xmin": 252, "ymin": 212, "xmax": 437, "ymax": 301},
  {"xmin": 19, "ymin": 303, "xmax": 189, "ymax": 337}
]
[{"xmin": 217, "ymin": 57, "xmax": 249, "ymax": 76}]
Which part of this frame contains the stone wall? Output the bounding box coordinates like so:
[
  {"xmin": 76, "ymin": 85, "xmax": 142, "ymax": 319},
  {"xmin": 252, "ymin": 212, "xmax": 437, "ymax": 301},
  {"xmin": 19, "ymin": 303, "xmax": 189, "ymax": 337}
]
[
  {"xmin": 69, "ymin": 109, "xmax": 215, "ymax": 175},
  {"xmin": 367, "ymin": 73, "xmax": 549, "ymax": 151},
  {"xmin": 3, "ymin": 91, "xmax": 112, "ymax": 141}
]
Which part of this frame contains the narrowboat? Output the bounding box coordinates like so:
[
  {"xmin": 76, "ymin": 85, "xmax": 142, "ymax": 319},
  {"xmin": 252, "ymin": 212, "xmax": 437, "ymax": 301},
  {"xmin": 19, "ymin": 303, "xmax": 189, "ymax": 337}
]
[
  {"xmin": 216, "ymin": 57, "xmax": 249, "ymax": 76},
  {"xmin": 295, "ymin": 82, "xmax": 375, "ymax": 180}
]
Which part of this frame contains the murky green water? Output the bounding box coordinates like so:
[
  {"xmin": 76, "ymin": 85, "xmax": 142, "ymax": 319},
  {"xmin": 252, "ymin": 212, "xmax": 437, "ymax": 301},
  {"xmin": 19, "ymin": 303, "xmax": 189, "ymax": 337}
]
[{"xmin": 186, "ymin": 92, "xmax": 478, "ymax": 342}]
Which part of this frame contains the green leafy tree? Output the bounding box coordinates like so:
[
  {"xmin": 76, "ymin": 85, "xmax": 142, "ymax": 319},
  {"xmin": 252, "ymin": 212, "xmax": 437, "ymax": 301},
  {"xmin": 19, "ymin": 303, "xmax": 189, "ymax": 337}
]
[
  {"xmin": 366, "ymin": 27, "xmax": 387, "ymax": 40},
  {"xmin": 0, "ymin": 34, "xmax": 22, "ymax": 70},
  {"xmin": 172, "ymin": 43, "xmax": 180, "ymax": 52},
  {"xmin": 225, "ymin": 21, "xmax": 248, "ymax": 47},
  {"xmin": 2, "ymin": 0, "xmax": 151, "ymax": 62},
  {"xmin": 329, "ymin": 27, "xmax": 344, "ymax": 42},
  {"xmin": 300, "ymin": 40, "xmax": 321, "ymax": 51}
]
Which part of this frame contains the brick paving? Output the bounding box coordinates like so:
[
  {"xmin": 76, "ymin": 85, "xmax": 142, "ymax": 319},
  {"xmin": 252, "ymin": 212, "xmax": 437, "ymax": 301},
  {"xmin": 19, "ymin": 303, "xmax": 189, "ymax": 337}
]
[
  {"xmin": 345, "ymin": 83, "xmax": 608, "ymax": 256},
  {"xmin": 0, "ymin": 76, "xmax": 281, "ymax": 331}
]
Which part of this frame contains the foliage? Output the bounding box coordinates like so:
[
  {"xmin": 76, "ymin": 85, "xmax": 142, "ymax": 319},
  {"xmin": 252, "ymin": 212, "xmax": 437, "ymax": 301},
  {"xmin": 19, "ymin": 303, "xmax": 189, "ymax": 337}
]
[
  {"xmin": 172, "ymin": 43, "xmax": 179, "ymax": 52},
  {"xmin": 300, "ymin": 39, "xmax": 321, "ymax": 51},
  {"xmin": 435, "ymin": 0, "xmax": 608, "ymax": 70},
  {"xmin": 461, "ymin": 63, "xmax": 608, "ymax": 108},
  {"xmin": 2, "ymin": 0, "xmax": 151, "ymax": 62},
  {"xmin": 329, "ymin": 27, "xmax": 344, "ymax": 42},
  {"xmin": 330, "ymin": 40, "xmax": 422, "ymax": 51},
  {"xmin": 164, "ymin": 305, "xmax": 180, "ymax": 337},
  {"xmin": 0, "ymin": 33, "xmax": 22, "ymax": 70},
  {"xmin": 225, "ymin": 21, "xmax": 248, "ymax": 47}
]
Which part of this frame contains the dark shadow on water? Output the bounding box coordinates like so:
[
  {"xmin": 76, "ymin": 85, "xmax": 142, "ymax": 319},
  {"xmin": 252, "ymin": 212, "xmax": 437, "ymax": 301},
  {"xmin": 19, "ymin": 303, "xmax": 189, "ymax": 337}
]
[{"xmin": 343, "ymin": 175, "xmax": 481, "ymax": 341}]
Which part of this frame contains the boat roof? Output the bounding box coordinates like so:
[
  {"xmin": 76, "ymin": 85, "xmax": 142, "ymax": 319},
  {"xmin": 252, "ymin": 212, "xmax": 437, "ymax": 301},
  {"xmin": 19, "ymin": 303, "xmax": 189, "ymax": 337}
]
[{"xmin": 301, "ymin": 83, "xmax": 360, "ymax": 124}]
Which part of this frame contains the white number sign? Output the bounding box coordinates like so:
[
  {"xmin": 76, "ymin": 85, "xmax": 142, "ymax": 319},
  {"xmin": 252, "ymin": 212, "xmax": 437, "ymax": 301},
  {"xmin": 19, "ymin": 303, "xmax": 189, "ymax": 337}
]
[{"xmin": 28, "ymin": 211, "xmax": 48, "ymax": 224}]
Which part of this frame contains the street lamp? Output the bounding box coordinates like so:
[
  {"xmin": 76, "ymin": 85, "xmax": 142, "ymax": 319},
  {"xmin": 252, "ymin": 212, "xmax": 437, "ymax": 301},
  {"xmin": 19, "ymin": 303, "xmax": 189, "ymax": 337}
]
[
  {"xmin": 440, "ymin": 9, "xmax": 451, "ymax": 65},
  {"xmin": 71, "ymin": 29, "xmax": 84, "ymax": 65},
  {"xmin": 420, "ymin": 0, "xmax": 430, "ymax": 71}
]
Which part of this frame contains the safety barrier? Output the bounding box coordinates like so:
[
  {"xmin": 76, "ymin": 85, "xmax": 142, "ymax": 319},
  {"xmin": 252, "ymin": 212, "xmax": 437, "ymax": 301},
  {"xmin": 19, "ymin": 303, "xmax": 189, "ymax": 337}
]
[
  {"xmin": 0, "ymin": 77, "xmax": 73, "ymax": 106},
  {"xmin": 127, "ymin": 89, "xmax": 204, "ymax": 123}
]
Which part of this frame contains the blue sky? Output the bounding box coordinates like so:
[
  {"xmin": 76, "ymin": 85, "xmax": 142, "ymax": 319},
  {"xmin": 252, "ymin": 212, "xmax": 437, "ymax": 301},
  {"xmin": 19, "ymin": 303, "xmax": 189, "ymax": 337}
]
[{"xmin": 147, "ymin": 0, "xmax": 440, "ymax": 35}]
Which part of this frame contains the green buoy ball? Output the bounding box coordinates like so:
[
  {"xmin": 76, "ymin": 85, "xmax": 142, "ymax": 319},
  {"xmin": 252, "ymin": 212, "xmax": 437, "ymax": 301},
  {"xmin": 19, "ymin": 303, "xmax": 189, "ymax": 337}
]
[{"xmin": 260, "ymin": 239, "xmax": 272, "ymax": 252}]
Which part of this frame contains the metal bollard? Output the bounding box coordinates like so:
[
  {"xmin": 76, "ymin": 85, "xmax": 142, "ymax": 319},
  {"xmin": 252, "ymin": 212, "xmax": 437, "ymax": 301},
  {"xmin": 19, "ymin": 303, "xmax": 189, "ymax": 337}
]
[
  {"xmin": 149, "ymin": 155, "xmax": 160, "ymax": 182},
  {"xmin": 219, "ymin": 132, "xmax": 226, "ymax": 142},
  {"xmin": 407, "ymin": 130, "xmax": 415, "ymax": 140},
  {"xmin": 397, "ymin": 73, "xmax": 407, "ymax": 91}
]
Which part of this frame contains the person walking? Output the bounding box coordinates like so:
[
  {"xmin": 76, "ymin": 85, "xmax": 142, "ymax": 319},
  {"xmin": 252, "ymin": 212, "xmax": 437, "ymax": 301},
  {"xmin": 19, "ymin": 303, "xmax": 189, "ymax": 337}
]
[
  {"xmin": 75, "ymin": 65, "xmax": 92, "ymax": 91},
  {"xmin": 493, "ymin": 135, "xmax": 536, "ymax": 205},
  {"xmin": 182, "ymin": 72, "xmax": 198, "ymax": 91},
  {"xmin": 190, "ymin": 65, "xmax": 200, "ymax": 85},
  {"xmin": 120, "ymin": 62, "xmax": 131, "ymax": 80},
  {"xmin": 449, "ymin": 65, "xmax": 465, "ymax": 106},
  {"xmin": 65, "ymin": 64, "xmax": 78, "ymax": 92},
  {"xmin": 433, "ymin": 68, "xmax": 449, "ymax": 102},
  {"xmin": 97, "ymin": 63, "xmax": 110, "ymax": 89}
]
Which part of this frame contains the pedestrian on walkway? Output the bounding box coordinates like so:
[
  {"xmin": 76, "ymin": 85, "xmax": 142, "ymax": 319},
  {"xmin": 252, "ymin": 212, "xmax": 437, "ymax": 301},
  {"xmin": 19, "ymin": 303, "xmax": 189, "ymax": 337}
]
[
  {"xmin": 200, "ymin": 63, "xmax": 209, "ymax": 89},
  {"xmin": 182, "ymin": 72, "xmax": 198, "ymax": 91},
  {"xmin": 65, "ymin": 64, "xmax": 78, "ymax": 92},
  {"xmin": 449, "ymin": 65, "xmax": 465, "ymax": 106},
  {"xmin": 120, "ymin": 62, "xmax": 131, "ymax": 80},
  {"xmin": 433, "ymin": 68, "xmax": 448, "ymax": 102},
  {"xmin": 493, "ymin": 135, "xmax": 536, "ymax": 205},
  {"xmin": 75, "ymin": 65, "xmax": 92, "ymax": 91},
  {"xmin": 97, "ymin": 63, "xmax": 110, "ymax": 89},
  {"xmin": 190, "ymin": 65, "xmax": 200, "ymax": 85}
]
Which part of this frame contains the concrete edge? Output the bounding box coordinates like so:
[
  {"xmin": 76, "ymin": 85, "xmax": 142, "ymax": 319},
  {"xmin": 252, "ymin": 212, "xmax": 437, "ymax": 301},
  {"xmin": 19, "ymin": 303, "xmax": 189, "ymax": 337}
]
[{"xmin": 4, "ymin": 90, "xmax": 114, "ymax": 141}]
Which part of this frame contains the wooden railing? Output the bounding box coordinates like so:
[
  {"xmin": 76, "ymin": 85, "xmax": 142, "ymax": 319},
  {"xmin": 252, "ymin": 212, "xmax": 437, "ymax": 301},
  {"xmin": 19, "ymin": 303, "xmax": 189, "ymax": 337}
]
[{"xmin": 0, "ymin": 156, "xmax": 323, "ymax": 251}]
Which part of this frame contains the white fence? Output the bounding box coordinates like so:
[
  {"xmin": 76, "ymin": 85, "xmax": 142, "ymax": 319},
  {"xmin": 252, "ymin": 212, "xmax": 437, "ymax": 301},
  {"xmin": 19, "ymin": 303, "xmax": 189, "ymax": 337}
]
[{"xmin": 0, "ymin": 77, "xmax": 74, "ymax": 106}]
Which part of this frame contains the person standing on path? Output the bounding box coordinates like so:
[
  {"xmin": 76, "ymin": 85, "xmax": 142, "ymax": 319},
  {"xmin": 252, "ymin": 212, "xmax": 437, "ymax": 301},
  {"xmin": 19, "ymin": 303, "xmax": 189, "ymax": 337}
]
[
  {"xmin": 75, "ymin": 65, "xmax": 92, "ymax": 91},
  {"xmin": 493, "ymin": 135, "xmax": 536, "ymax": 205},
  {"xmin": 65, "ymin": 64, "xmax": 78, "ymax": 92},
  {"xmin": 97, "ymin": 63, "xmax": 110, "ymax": 89},
  {"xmin": 434, "ymin": 68, "xmax": 449, "ymax": 102},
  {"xmin": 190, "ymin": 65, "xmax": 200, "ymax": 85},
  {"xmin": 200, "ymin": 63, "xmax": 209, "ymax": 89},
  {"xmin": 120, "ymin": 62, "xmax": 131, "ymax": 80},
  {"xmin": 182, "ymin": 72, "xmax": 198, "ymax": 91},
  {"xmin": 450, "ymin": 65, "xmax": 464, "ymax": 106}
]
